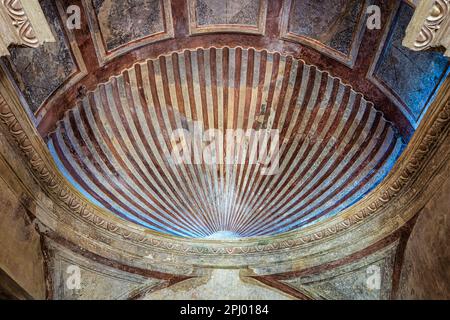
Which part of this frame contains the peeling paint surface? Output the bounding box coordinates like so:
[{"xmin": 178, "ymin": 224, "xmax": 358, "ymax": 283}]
[
  {"xmin": 287, "ymin": 0, "xmax": 363, "ymax": 55},
  {"xmin": 3, "ymin": 0, "xmax": 76, "ymax": 113},
  {"xmin": 93, "ymin": 0, "xmax": 165, "ymax": 51},
  {"xmin": 374, "ymin": 3, "xmax": 449, "ymax": 124}
]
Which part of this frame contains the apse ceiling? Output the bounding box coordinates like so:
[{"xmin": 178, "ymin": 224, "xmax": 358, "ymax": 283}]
[{"xmin": 1, "ymin": 0, "xmax": 449, "ymax": 238}]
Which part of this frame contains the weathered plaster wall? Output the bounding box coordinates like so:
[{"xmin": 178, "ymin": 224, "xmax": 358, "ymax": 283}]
[
  {"xmin": 143, "ymin": 269, "xmax": 292, "ymax": 300},
  {"xmin": 45, "ymin": 240, "xmax": 167, "ymax": 300},
  {"xmin": 398, "ymin": 169, "xmax": 450, "ymax": 300},
  {"xmin": 0, "ymin": 125, "xmax": 46, "ymax": 299},
  {"xmin": 0, "ymin": 175, "xmax": 46, "ymax": 299},
  {"xmin": 3, "ymin": 0, "xmax": 77, "ymax": 113}
]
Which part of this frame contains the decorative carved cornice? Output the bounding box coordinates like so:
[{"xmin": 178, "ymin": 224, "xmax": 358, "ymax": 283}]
[
  {"xmin": 403, "ymin": 0, "xmax": 450, "ymax": 57},
  {"xmin": 0, "ymin": 0, "xmax": 54, "ymax": 57},
  {"xmin": 0, "ymin": 52, "xmax": 449, "ymax": 269},
  {"xmin": 2, "ymin": 0, "xmax": 39, "ymax": 48}
]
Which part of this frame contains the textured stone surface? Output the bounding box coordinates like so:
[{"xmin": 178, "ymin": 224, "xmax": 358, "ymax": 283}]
[
  {"xmin": 0, "ymin": 172, "xmax": 46, "ymax": 299},
  {"xmin": 287, "ymin": 0, "xmax": 363, "ymax": 55},
  {"xmin": 398, "ymin": 171, "xmax": 450, "ymax": 300},
  {"xmin": 93, "ymin": 0, "xmax": 165, "ymax": 51},
  {"xmin": 144, "ymin": 269, "xmax": 291, "ymax": 300},
  {"xmin": 4, "ymin": 0, "xmax": 76, "ymax": 113},
  {"xmin": 196, "ymin": 0, "xmax": 260, "ymax": 26},
  {"xmin": 281, "ymin": 244, "xmax": 396, "ymax": 300},
  {"xmin": 374, "ymin": 3, "xmax": 449, "ymax": 122},
  {"xmin": 47, "ymin": 241, "xmax": 164, "ymax": 300}
]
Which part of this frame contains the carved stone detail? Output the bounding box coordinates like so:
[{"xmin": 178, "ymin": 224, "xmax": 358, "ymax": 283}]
[
  {"xmin": 403, "ymin": 0, "xmax": 450, "ymax": 56},
  {"xmin": 0, "ymin": 0, "xmax": 54, "ymax": 56},
  {"xmin": 2, "ymin": 0, "xmax": 39, "ymax": 48}
]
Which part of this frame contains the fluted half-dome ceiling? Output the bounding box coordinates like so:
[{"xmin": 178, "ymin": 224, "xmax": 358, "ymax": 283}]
[
  {"xmin": 48, "ymin": 47, "xmax": 403, "ymax": 238},
  {"xmin": 4, "ymin": 0, "xmax": 447, "ymax": 240}
]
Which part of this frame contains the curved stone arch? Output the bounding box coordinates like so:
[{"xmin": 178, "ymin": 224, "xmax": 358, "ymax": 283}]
[{"xmin": 0, "ymin": 63, "xmax": 449, "ymax": 271}]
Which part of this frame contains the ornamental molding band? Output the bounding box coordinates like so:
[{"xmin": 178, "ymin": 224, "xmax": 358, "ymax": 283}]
[
  {"xmin": 0, "ymin": 0, "xmax": 55, "ymax": 57},
  {"xmin": 1, "ymin": 57, "xmax": 450, "ymax": 270},
  {"xmin": 403, "ymin": 0, "xmax": 450, "ymax": 56}
]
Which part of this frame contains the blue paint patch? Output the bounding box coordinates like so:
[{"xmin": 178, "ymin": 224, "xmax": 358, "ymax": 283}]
[{"xmin": 374, "ymin": 2, "xmax": 449, "ymax": 125}]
